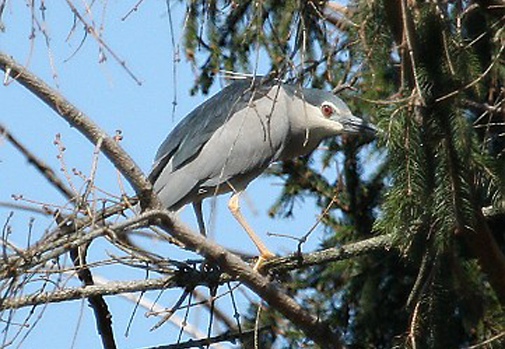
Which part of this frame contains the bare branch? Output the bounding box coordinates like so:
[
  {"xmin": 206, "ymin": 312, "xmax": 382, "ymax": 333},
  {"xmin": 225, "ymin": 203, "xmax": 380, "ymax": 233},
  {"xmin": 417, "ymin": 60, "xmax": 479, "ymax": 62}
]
[
  {"xmin": 0, "ymin": 201, "xmax": 51, "ymax": 215},
  {"xmin": 64, "ymin": 0, "xmax": 143, "ymax": 85},
  {"xmin": 0, "ymin": 51, "xmax": 157, "ymax": 209},
  {"xmin": 0, "ymin": 210, "xmax": 159, "ymax": 280},
  {"xmin": 400, "ymin": 0, "xmax": 426, "ymax": 106},
  {"xmin": 263, "ymin": 233, "xmax": 394, "ymax": 272},
  {"xmin": 65, "ymin": 217, "xmax": 117, "ymax": 349},
  {"xmin": 0, "ymin": 51, "xmax": 343, "ymax": 348},
  {"xmin": 144, "ymin": 328, "xmax": 266, "ymax": 349},
  {"xmin": 0, "ymin": 275, "xmax": 176, "ymax": 310},
  {"xmin": 1, "ymin": 233, "xmax": 394, "ymax": 311},
  {"xmin": 0, "ymin": 123, "xmax": 75, "ymax": 200}
]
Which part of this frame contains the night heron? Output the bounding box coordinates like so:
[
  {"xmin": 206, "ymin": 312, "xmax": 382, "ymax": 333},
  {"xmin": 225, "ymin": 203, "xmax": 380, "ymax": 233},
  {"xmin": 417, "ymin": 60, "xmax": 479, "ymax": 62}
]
[{"xmin": 149, "ymin": 78, "xmax": 376, "ymax": 263}]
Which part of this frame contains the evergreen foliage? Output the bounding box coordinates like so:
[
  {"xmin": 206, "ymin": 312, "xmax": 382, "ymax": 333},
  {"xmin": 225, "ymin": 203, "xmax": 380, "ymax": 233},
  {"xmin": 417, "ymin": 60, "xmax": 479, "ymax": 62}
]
[{"xmin": 183, "ymin": 0, "xmax": 505, "ymax": 347}]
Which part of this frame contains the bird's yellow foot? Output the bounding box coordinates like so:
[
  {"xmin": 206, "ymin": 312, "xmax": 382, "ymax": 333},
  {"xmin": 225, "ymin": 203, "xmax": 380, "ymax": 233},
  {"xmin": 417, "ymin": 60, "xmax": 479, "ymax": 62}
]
[{"xmin": 253, "ymin": 251, "xmax": 276, "ymax": 271}]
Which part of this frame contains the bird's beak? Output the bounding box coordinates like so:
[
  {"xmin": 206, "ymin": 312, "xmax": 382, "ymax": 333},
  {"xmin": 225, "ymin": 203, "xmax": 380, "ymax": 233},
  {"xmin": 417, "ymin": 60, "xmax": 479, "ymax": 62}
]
[{"xmin": 337, "ymin": 115, "xmax": 377, "ymax": 136}]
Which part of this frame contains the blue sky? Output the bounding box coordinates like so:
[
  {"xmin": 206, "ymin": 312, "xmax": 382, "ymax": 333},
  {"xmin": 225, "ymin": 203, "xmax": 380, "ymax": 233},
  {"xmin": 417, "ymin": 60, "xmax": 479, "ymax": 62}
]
[{"xmin": 0, "ymin": 2, "xmax": 340, "ymax": 348}]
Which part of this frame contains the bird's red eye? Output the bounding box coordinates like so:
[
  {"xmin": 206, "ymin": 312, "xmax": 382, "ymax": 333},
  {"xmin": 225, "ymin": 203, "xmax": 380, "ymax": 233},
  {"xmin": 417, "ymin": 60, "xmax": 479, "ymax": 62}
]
[{"xmin": 321, "ymin": 104, "xmax": 334, "ymax": 118}]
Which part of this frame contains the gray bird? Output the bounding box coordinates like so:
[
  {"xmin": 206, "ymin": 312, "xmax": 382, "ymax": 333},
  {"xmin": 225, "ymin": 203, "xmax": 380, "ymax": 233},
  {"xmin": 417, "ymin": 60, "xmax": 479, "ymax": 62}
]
[{"xmin": 149, "ymin": 78, "xmax": 376, "ymax": 262}]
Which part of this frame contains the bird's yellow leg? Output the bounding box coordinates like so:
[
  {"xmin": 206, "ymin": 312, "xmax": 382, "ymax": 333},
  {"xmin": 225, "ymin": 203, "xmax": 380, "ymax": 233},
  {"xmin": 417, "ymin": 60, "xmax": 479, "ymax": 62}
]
[{"xmin": 228, "ymin": 192, "xmax": 275, "ymax": 269}]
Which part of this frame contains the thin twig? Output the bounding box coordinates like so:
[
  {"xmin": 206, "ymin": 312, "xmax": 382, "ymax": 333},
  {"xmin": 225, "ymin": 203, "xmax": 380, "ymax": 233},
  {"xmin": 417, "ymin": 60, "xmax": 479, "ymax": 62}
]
[
  {"xmin": 0, "ymin": 123, "xmax": 75, "ymax": 200},
  {"xmin": 400, "ymin": 0, "xmax": 426, "ymax": 106},
  {"xmin": 435, "ymin": 42, "xmax": 505, "ymax": 102},
  {"xmin": 467, "ymin": 331, "xmax": 505, "ymax": 348},
  {"xmin": 64, "ymin": 0, "xmax": 142, "ymax": 85},
  {"xmin": 0, "ymin": 210, "xmax": 159, "ymax": 280},
  {"xmin": 0, "ymin": 51, "xmax": 156, "ymax": 208}
]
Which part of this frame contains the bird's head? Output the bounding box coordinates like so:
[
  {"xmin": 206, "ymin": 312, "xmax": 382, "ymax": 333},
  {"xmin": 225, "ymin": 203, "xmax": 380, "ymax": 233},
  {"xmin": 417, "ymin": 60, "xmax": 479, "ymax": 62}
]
[{"xmin": 300, "ymin": 88, "xmax": 377, "ymax": 137}]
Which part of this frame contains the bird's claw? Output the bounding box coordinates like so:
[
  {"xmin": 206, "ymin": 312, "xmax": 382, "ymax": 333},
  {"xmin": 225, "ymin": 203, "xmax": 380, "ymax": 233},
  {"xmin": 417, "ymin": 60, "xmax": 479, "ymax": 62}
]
[{"xmin": 253, "ymin": 252, "xmax": 275, "ymax": 271}]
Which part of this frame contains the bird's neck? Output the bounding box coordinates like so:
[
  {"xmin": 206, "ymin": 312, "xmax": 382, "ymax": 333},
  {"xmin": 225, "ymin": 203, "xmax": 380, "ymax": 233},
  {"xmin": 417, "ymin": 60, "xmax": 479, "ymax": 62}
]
[{"xmin": 279, "ymin": 127, "xmax": 328, "ymax": 160}]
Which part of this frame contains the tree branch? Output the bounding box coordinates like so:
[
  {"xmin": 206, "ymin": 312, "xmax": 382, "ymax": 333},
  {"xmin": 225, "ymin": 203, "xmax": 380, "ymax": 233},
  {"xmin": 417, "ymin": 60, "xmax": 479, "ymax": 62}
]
[
  {"xmin": 0, "ymin": 123, "xmax": 76, "ymax": 200},
  {"xmin": 66, "ymin": 220, "xmax": 118, "ymax": 349},
  {"xmin": 0, "ymin": 52, "xmax": 157, "ymax": 208},
  {"xmin": 144, "ymin": 328, "xmax": 266, "ymax": 349},
  {"xmin": 263, "ymin": 233, "xmax": 393, "ymax": 271},
  {"xmin": 0, "ymin": 121, "xmax": 118, "ymax": 348},
  {"xmin": 0, "ymin": 275, "xmax": 177, "ymax": 310},
  {"xmin": 0, "ymin": 51, "xmax": 343, "ymax": 348},
  {"xmin": 462, "ymin": 211, "xmax": 505, "ymax": 305},
  {"xmin": 0, "ymin": 210, "xmax": 159, "ymax": 280},
  {"xmin": 0, "ymin": 233, "xmax": 394, "ymax": 311}
]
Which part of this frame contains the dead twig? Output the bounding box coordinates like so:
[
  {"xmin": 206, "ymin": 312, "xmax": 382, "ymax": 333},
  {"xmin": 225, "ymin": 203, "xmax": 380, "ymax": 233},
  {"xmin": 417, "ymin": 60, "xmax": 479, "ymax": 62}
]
[{"xmin": 0, "ymin": 123, "xmax": 75, "ymax": 201}]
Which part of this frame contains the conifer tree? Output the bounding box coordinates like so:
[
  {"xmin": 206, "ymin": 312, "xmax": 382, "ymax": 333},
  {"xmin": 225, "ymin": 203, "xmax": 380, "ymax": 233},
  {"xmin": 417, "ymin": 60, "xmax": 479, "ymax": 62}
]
[{"xmin": 184, "ymin": 1, "xmax": 505, "ymax": 347}]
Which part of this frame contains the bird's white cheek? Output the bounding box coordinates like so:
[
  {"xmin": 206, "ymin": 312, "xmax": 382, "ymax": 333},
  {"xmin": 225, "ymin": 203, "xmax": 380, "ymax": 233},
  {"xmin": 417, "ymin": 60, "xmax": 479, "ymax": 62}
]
[
  {"xmin": 332, "ymin": 121, "xmax": 344, "ymax": 133},
  {"xmin": 325, "ymin": 119, "xmax": 344, "ymax": 134}
]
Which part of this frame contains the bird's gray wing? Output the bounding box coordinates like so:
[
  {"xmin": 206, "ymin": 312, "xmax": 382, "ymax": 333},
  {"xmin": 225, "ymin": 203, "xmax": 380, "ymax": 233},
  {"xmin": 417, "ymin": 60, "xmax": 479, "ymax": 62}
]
[{"xmin": 149, "ymin": 79, "xmax": 273, "ymax": 183}]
